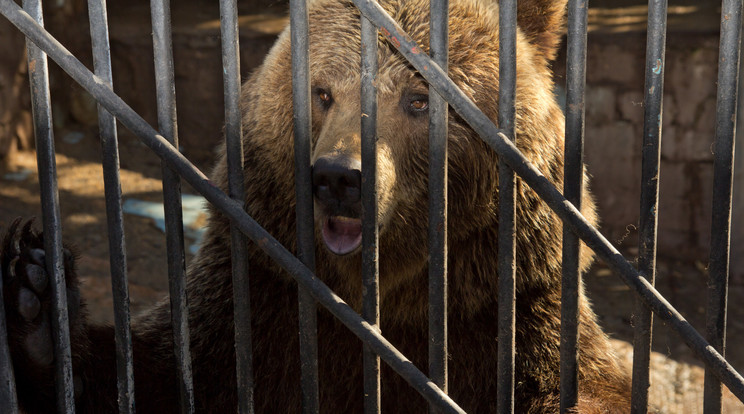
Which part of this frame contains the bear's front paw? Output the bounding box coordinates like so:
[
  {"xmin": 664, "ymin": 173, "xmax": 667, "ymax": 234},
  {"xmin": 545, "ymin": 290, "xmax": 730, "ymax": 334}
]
[{"xmin": 1, "ymin": 218, "xmax": 81, "ymax": 369}]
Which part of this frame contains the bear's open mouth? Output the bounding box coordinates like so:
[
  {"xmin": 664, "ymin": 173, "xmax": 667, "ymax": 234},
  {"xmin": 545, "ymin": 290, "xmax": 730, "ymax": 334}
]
[{"xmin": 321, "ymin": 216, "xmax": 362, "ymax": 255}]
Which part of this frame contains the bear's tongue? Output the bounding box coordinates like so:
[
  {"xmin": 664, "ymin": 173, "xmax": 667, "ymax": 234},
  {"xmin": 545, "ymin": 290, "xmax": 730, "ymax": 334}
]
[{"xmin": 322, "ymin": 216, "xmax": 362, "ymax": 255}]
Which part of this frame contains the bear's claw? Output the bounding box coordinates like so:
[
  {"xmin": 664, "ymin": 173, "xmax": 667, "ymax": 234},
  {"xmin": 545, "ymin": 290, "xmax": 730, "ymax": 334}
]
[{"xmin": 7, "ymin": 256, "xmax": 18, "ymax": 280}]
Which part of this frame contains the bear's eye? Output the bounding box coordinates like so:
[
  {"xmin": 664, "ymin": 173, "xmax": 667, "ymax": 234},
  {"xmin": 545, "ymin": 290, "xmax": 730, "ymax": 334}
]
[
  {"xmin": 314, "ymin": 88, "xmax": 333, "ymax": 109},
  {"xmin": 410, "ymin": 99, "xmax": 428, "ymax": 111},
  {"xmin": 402, "ymin": 93, "xmax": 429, "ymax": 116}
]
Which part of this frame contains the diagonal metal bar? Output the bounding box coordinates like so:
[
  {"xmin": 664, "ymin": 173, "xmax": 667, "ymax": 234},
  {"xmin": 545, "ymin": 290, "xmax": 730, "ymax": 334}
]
[
  {"xmin": 704, "ymin": 0, "xmax": 743, "ymax": 412},
  {"xmin": 0, "ymin": 2, "xmax": 465, "ymax": 413},
  {"xmin": 348, "ymin": 0, "xmax": 744, "ymax": 402}
]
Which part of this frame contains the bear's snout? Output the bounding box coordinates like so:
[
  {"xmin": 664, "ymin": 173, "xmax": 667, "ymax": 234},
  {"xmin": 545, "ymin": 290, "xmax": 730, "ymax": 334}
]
[
  {"xmin": 312, "ymin": 155, "xmax": 363, "ymax": 255},
  {"xmin": 312, "ymin": 155, "xmax": 362, "ymax": 211}
]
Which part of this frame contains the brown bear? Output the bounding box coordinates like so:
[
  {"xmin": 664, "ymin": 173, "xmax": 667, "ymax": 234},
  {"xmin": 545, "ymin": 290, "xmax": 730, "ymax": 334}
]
[{"xmin": 1, "ymin": 0, "xmax": 632, "ymax": 412}]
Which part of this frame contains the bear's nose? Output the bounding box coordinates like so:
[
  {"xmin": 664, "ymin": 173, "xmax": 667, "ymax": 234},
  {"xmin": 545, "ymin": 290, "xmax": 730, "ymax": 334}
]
[{"xmin": 312, "ymin": 155, "xmax": 362, "ymax": 207}]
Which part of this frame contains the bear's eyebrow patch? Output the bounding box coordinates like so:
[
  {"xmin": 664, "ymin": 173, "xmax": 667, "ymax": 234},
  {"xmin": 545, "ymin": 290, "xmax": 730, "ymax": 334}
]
[
  {"xmin": 407, "ymin": 77, "xmax": 429, "ymax": 94},
  {"xmin": 407, "ymin": 84, "xmax": 429, "ymax": 95}
]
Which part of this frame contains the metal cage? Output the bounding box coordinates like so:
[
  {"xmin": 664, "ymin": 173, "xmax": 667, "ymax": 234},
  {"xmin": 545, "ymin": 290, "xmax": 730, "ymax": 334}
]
[{"xmin": 0, "ymin": 0, "xmax": 742, "ymax": 412}]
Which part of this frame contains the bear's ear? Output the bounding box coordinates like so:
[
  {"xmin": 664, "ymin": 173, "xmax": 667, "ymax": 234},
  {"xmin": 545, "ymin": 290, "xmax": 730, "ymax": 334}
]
[{"xmin": 515, "ymin": 0, "xmax": 568, "ymax": 61}]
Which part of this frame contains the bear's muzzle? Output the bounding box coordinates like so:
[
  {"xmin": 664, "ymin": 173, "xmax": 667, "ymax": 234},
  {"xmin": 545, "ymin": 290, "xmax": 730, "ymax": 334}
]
[{"xmin": 312, "ymin": 155, "xmax": 363, "ymax": 255}]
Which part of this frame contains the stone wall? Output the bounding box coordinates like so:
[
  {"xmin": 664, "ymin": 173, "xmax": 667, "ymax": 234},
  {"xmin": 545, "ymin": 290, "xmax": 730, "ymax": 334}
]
[{"xmin": 554, "ymin": 31, "xmax": 744, "ymax": 281}]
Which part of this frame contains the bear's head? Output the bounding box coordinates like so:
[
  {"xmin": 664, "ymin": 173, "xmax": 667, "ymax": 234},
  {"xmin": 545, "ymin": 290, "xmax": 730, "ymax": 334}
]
[{"xmin": 238, "ymin": 0, "xmax": 574, "ymax": 308}]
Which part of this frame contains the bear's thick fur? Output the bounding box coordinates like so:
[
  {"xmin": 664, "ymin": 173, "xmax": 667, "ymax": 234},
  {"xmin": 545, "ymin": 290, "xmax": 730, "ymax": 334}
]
[{"xmin": 1, "ymin": 0, "xmax": 632, "ymax": 412}]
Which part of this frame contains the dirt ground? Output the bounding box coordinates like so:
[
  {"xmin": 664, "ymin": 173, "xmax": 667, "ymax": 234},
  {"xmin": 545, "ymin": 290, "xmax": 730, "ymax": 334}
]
[{"xmin": 2, "ymin": 125, "xmax": 744, "ymax": 411}]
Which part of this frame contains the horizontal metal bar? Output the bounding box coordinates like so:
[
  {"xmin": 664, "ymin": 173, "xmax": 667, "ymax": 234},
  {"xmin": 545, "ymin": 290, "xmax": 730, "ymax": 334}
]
[
  {"xmin": 0, "ymin": 3, "xmax": 465, "ymax": 412},
  {"xmin": 705, "ymin": 0, "xmax": 743, "ymax": 411},
  {"xmin": 349, "ymin": 0, "xmax": 744, "ymax": 401}
]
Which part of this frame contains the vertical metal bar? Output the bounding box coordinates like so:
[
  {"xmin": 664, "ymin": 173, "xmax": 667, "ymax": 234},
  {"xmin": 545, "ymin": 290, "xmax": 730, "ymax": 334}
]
[
  {"xmin": 218, "ymin": 0, "xmax": 254, "ymax": 412},
  {"xmin": 561, "ymin": 0, "xmax": 589, "ymax": 411},
  {"xmin": 497, "ymin": 0, "xmax": 516, "ymax": 413},
  {"xmin": 149, "ymin": 0, "xmax": 195, "ymax": 411},
  {"xmin": 360, "ymin": 13, "xmax": 381, "ymax": 414},
  {"xmin": 631, "ymin": 1, "xmax": 667, "ymax": 412},
  {"xmin": 87, "ymin": 0, "xmax": 136, "ymax": 411},
  {"xmin": 22, "ymin": 0, "xmax": 76, "ymax": 411},
  {"xmin": 704, "ymin": 0, "xmax": 743, "ymax": 412},
  {"xmin": 0, "ymin": 266, "xmax": 18, "ymax": 413},
  {"xmin": 289, "ymin": 1, "xmax": 320, "ymax": 412},
  {"xmin": 428, "ymin": 1, "xmax": 448, "ymax": 410}
]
